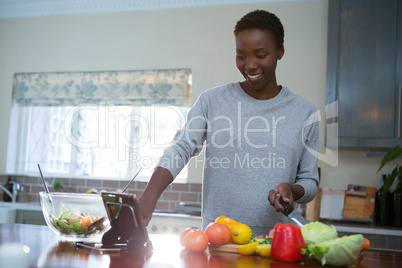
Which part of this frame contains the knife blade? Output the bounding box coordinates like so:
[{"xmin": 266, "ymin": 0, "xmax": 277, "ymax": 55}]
[{"xmin": 279, "ymin": 196, "xmax": 309, "ymax": 227}]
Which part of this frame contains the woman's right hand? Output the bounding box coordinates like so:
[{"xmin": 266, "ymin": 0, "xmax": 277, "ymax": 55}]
[
  {"xmin": 268, "ymin": 184, "xmax": 293, "ymax": 215},
  {"xmin": 267, "ymin": 182, "xmax": 305, "ymax": 215}
]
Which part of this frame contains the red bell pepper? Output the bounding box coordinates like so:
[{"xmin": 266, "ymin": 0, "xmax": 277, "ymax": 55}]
[{"xmin": 271, "ymin": 223, "xmax": 306, "ymax": 263}]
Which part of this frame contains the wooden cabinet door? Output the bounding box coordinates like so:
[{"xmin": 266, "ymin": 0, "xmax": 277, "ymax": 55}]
[{"xmin": 326, "ymin": 0, "xmax": 401, "ymax": 148}]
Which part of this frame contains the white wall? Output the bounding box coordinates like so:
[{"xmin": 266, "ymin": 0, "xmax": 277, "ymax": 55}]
[{"xmin": 0, "ymin": 1, "xmax": 392, "ymax": 190}]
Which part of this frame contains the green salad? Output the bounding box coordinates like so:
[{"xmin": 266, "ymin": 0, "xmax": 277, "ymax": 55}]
[{"xmin": 50, "ymin": 206, "xmax": 105, "ymax": 235}]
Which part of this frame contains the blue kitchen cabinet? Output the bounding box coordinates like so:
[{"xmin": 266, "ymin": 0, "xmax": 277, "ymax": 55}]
[{"xmin": 326, "ymin": 0, "xmax": 402, "ymax": 149}]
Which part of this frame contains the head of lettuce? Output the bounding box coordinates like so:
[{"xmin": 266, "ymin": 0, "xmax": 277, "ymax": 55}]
[
  {"xmin": 301, "ymin": 221, "xmax": 338, "ymax": 245},
  {"xmin": 302, "ymin": 234, "xmax": 363, "ymax": 266}
]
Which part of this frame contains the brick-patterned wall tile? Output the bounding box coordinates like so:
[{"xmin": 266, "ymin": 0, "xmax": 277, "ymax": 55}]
[
  {"xmin": 103, "ymin": 180, "xmax": 119, "ymax": 189},
  {"xmin": 10, "ymin": 175, "xmax": 202, "ymax": 209},
  {"xmin": 135, "ymin": 181, "xmax": 148, "ymax": 190},
  {"xmin": 169, "ymin": 202, "xmax": 176, "ymax": 210},
  {"xmin": 22, "ymin": 176, "xmax": 41, "ymax": 186},
  {"xmin": 162, "ymin": 192, "xmax": 180, "ymax": 202},
  {"xmin": 172, "ymin": 183, "xmax": 189, "ymax": 192},
  {"xmin": 31, "ymin": 185, "xmax": 44, "ymax": 195},
  {"xmin": 86, "ymin": 179, "xmax": 103, "ymax": 188},
  {"xmin": 0, "ymin": 175, "xmax": 8, "ymax": 184},
  {"xmin": 70, "ymin": 178, "xmax": 86, "ymax": 187},
  {"xmin": 180, "ymin": 192, "xmax": 198, "ymax": 203},
  {"xmin": 189, "ymin": 183, "xmax": 202, "ymax": 192},
  {"xmin": 155, "ymin": 201, "xmax": 170, "ymax": 210},
  {"xmin": 28, "ymin": 193, "xmax": 39, "ymax": 203}
]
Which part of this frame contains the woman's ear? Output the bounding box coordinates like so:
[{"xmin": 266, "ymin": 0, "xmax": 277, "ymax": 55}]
[{"xmin": 278, "ymin": 46, "xmax": 285, "ymax": 60}]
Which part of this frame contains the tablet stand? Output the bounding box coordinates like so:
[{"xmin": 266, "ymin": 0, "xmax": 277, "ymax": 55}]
[{"xmin": 100, "ymin": 192, "xmax": 153, "ymax": 253}]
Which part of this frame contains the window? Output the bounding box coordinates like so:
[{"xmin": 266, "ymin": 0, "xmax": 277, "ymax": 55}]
[{"xmin": 7, "ymin": 69, "xmax": 191, "ymax": 182}]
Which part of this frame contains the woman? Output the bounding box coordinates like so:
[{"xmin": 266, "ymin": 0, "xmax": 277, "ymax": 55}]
[{"xmin": 139, "ymin": 10, "xmax": 319, "ymax": 235}]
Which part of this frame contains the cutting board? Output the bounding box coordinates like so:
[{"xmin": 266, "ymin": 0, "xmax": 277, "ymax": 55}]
[
  {"xmin": 208, "ymin": 243, "xmax": 239, "ymax": 253},
  {"xmin": 343, "ymin": 185, "xmax": 376, "ymax": 220}
]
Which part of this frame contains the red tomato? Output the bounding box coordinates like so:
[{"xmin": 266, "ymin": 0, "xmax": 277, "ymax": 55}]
[
  {"xmin": 180, "ymin": 228, "xmax": 196, "ymax": 246},
  {"xmin": 204, "ymin": 222, "xmax": 232, "ymax": 245},
  {"xmin": 184, "ymin": 230, "xmax": 209, "ymax": 252}
]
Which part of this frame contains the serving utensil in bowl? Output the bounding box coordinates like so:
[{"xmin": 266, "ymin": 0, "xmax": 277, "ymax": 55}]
[{"xmin": 37, "ymin": 164, "xmax": 50, "ymax": 193}]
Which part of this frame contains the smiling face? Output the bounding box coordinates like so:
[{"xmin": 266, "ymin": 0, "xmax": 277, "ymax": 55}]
[{"xmin": 235, "ymin": 28, "xmax": 284, "ymax": 100}]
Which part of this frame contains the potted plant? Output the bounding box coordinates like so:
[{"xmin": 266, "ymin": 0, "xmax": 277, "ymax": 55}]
[
  {"xmin": 52, "ymin": 179, "xmax": 64, "ymax": 192},
  {"xmin": 375, "ymin": 145, "xmax": 402, "ymax": 226},
  {"xmin": 377, "ymin": 145, "xmax": 402, "ymax": 191}
]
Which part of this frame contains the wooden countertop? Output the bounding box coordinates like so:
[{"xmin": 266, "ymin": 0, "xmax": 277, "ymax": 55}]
[{"xmin": 0, "ymin": 224, "xmax": 401, "ymax": 268}]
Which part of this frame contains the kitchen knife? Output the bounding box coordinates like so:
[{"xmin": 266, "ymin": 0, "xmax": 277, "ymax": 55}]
[{"xmin": 279, "ymin": 196, "xmax": 309, "ymax": 227}]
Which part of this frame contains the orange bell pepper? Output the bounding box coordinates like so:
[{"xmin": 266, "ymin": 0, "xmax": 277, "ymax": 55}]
[{"xmin": 215, "ymin": 216, "xmax": 241, "ymax": 229}]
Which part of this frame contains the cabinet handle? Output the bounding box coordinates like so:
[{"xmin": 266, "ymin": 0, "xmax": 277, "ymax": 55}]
[{"xmin": 399, "ymin": 85, "xmax": 401, "ymax": 138}]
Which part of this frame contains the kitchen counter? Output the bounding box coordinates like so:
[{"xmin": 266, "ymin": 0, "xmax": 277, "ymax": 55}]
[
  {"xmin": 322, "ymin": 219, "xmax": 402, "ymax": 252},
  {"xmin": 0, "ymin": 202, "xmax": 41, "ymax": 211},
  {"xmin": 0, "ymin": 224, "xmax": 401, "ymax": 268},
  {"xmin": 1, "ymin": 201, "xmax": 401, "ymax": 236},
  {"xmin": 322, "ymin": 219, "xmax": 402, "ymax": 236}
]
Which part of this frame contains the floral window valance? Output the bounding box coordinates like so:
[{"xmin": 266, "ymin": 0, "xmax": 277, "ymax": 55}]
[{"xmin": 12, "ymin": 69, "xmax": 191, "ymax": 106}]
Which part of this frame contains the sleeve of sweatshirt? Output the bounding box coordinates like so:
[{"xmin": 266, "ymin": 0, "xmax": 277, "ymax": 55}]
[
  {"xmin": 294, "ymin": 109, "xmax": 320, "ymax": 204},
  {"xmin": 157, "ymin": 94, "xmax": 208, "ymax": 179}
]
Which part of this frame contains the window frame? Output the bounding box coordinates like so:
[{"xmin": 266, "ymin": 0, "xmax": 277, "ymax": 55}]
[{"xmin": 7, "ymin": 69, "xmax": 192, "ymax": 183}]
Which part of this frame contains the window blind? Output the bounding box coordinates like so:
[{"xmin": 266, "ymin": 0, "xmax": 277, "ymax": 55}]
[{"xmin": 12, "ymin": 69, "xmax": 191, "ymax": 106}]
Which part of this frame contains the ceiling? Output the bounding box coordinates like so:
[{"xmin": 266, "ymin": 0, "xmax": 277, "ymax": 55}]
[{"xmin": 0, "ymin": 0, "xmax": 300, "ymax": 19}]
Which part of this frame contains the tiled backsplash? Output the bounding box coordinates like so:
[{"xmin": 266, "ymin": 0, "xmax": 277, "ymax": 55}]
[{"xmin": 0, "ymin": 174, "xmax": 202, "ymax": 210}]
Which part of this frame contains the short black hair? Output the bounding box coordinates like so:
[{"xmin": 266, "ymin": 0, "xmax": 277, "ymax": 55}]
[{"xmin": 234, "ymin": 10, "xmax": 284, "ymax": 49}]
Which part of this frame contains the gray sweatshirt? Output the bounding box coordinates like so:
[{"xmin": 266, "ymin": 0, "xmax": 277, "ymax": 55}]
[{"xmin": 158, "ymin": 82, "xmax": 319, "ymax": 235}]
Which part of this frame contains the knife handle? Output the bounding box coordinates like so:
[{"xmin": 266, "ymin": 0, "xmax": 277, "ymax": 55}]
[{"xmin": 279, "ymin": 196, "xmax": 294, "ymax": 215}]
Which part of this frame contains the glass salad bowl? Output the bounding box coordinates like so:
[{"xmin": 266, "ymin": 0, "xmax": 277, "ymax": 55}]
[{"xmin": 39, "ymin": 191, "xmax": 110, "ymax": 242}]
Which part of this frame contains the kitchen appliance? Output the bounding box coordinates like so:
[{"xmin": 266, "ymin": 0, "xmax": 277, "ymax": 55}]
[
  {"xmin": 148, "ymin": 212, "xmax": 202, "ymax": 235},
  {"xmin": 77, "ymin": 192, "xmax": 152, "ymax": 253},
  {"xmin": 146, "ymin": 201, "xmax": 202, "ymax": 235},
  {"xmin": 279, "ymin": 196, "xmax": 309, "ymax": 227},
  {"xmin": 174, "ymin": 202, "xmax": 201, "ymax": 215},
  {"xmin": 320, "ymin": 188, "xmax": 345, "ymax": 220}
]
